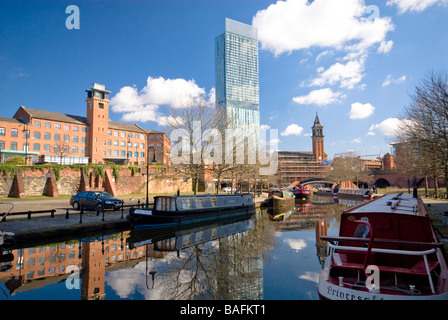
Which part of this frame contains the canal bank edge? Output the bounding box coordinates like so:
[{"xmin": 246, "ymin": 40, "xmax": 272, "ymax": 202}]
[{"xmin": 424, "ymin": 197, "xmax": 448, "ymax": 263}]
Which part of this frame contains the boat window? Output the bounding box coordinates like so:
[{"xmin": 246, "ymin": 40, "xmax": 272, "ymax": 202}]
[
  {"xmin": 182, "ymin": 198, "xmax": 192, "ymax": 209},
  {"xmin": 210, "ymin": 197, "xmax": 217, "ymax": 207},
  {"xmin": 195, "ymin": 198, "xmax": 204, "ymax": 208}
]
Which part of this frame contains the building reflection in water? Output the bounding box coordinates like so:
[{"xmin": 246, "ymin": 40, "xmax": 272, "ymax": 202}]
[
  {"xmin": 0, "ymin": 214, "xmax": 268, "ymax": 300},
  {"xmin": 0, "ymin": 198, "xmax": 353, "ymax": 300}
]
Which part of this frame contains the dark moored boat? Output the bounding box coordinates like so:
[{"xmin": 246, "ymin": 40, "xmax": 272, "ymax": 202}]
[{"xmin": 127, "ymin": 193, "xmax": 255, "ymax": 229}]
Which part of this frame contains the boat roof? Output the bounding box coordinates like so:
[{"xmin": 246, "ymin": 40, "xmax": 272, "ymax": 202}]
[
  {"xmin": 155, "ymin": 193, "xmax": 252, "ymax": 198},
  {"xmin": 345, "ymin": 193, "xmax": 423, "ymax": 216}
]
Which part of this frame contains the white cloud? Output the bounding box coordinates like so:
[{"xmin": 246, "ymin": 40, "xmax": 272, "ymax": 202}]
[
  {"xmin": 281, "ymin": 124, "xmax": 304, "ymax": 136},
  {"xmin": 310, "ymin": 58, "xmax": 366, "ymax": 89},
  {"xmin": 284, "ymin": 238, "xmax": 307, "ymax": 251},
  {"xmin": 382, "ymin": 74, "xmax": 406, "ymax": 86},
  {"xmin": 299, "ymin": 272, "xmax": 320, "ymax": 283},
  {"xmin": 351, "ymin": 138, "xmax": 362, "ymax": 143},
  {"xmin": 378, "ymin": 40, "xmax": 394, "ymax": 53},
  {"xmin": 292, "ymin": 88, "xmax": 345, "ymax": 106},
  {"xmin": 253, "ymin": 0, "xmax": 394, "ymax": 56},
  {"xmin": 110, "ymin": 76, "xmax": 212, "ymax": 123},
  {"xmin": 260, "ymin": 124, "xmax": 271, "ymax": 130},
  {"xmin": 157, "ymin": 115, "xmax": 185, "ymax": 126},
  {"xmin": 387, "ymin": 0, "xmax": 448, "ymax": 13},
  {"xmin": 349, "ymin": 102, "xmax": 375, "ymax": 119},
  {"xmin": 369, "ymin": 117, "xmax": 403, "ymax": 136}
]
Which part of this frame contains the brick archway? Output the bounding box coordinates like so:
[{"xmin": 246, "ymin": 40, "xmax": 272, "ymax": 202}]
[{"xmin": 375, "ymin": 178, "xmax": 390, "ymax": 188}]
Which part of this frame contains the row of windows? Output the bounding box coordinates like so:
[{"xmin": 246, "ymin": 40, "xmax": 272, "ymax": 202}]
[
  {"xmin": 1, "ymin": 140, "xmax": 163, "ymax": 152},
  {"xmin": 1, "ymin": 126, "xmax": 163, "ymax": 141},
  {"xmin": 108, "ymin": 130, "xmax": 147, "ymax": 140},
  {"xmin": 32, "ymin": 121, "xmax": 87, "ymax": 132}
]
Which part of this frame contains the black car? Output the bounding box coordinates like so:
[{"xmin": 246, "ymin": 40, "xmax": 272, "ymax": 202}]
[{"xmin": 70, "ymin": 191, "xmax": 123, "ymax": 211}]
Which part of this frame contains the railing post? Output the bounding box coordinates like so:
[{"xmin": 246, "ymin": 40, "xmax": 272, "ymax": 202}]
[
  {"xmin": 51, "ymin": 209, "xmax": 55, "ymax": 218},
  {"xmin": 121, "ymin": 200, "xmax": 124, "ymax": 219},
  {"xmin": 79, "ymin": 206, "xmax": 84, "ymax": 224},
  {"xmin": 27, "ymin": 211, "xmax": 32, "ymax": 220},
  {"xmin": 66, "ymin": 209, "xmax": 70, "ymax": 219},
  {"xmin": 102, "ymin": 206, "xmax": 105, "ymax": 222}
]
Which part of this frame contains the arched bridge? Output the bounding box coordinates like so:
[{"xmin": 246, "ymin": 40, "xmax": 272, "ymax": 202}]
[{"xmin": 300, "ymin": 178, "xmax": 334, "ymax": 187}]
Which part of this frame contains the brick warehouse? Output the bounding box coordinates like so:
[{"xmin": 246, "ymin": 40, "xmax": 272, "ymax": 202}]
[{"xmin": 0, "ymin": 83, "xmax": 170, "ymax": 166}]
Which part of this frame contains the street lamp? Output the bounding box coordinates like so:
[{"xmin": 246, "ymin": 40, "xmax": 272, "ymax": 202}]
[{"xmin": 146, "ymin": 146, "xmax": 157, "ymax": 208}]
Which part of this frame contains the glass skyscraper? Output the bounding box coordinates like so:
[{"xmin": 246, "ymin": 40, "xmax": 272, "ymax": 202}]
[{"xmin": 215, "ymin": 18, "xmax": 260, "ymax": 143}]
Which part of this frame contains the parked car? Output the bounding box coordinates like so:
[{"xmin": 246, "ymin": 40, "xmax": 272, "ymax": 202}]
[
  {"xmin": 223, "ymin": 187, "xmax": 236, "ymax": 193},
  {"xmin": 70, "ymin": 191, "xmax": 123, "ymax": 211}
]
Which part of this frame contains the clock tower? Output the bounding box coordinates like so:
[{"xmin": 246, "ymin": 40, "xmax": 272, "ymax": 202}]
[{"xmin": 312, "ymin": 113, "xmax": 326, "ymax": 163}]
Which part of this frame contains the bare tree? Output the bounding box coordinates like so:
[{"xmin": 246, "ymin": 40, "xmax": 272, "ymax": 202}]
[
  {"xmin": 327, "ymin": 153, "xmax": 372, "ymax": 188},
  {"xmin": 397, "ymin": 70, "xmax": 448, "ymax": 196},
  {"xmin": 162, "ymin": 100, "xmax": 226, "ymax": 194}
]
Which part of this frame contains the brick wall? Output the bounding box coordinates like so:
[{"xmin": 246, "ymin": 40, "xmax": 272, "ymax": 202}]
[{"xmin": 0, "ymin": 166, "xmax": 192, "ymax": 198}]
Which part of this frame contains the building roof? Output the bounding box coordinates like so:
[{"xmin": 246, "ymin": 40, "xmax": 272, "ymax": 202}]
[
  {"xmin": 108, "ymin": 121, "xmax": 147, "ymax": 134},
  {"xmin": 13, "ymin": 106, "xmax": 161, "ymax": 134},
  {"xmin": 0, "ymin": 117, "xmax": 23, "ymax": 124},
  {"xmin": 278, "ymin": 151, "xmax": 314, "ymax": 156},
  {"xmin": 18, "ymin": 106, "xmax": 88, "ymax": 125}
]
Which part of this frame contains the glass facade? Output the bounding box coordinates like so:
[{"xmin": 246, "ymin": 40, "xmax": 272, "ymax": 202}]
[{"xmin": 215, "ymin": 18, "xmax": 260, "ymax": 142}]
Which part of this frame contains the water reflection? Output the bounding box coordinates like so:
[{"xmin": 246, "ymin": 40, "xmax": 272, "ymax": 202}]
[{"xmin": 0, "ymin": 195, "xmax": 361, "ymax": 300}]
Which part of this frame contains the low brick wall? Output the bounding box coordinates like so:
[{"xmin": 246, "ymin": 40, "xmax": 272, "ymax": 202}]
[{"xmin": 0, "ymin": 166, "xmax": 192, "ymax": 198}]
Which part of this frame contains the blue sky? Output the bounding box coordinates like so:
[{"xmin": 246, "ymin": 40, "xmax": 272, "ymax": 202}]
[{"xmin": 1, "ymin": 0, "xmax": 447, "ymax": 159}]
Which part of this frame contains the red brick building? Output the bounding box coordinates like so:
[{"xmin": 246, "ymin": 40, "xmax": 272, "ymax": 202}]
[
  {"xmin": 277, "ymin": 114, "xmax": 329, "ymax": 186},
  {"xmin": 0, "ymin": 83, "xmax": 170, "ymax": 166}
]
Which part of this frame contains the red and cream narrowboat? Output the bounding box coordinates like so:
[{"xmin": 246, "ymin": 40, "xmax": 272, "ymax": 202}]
[{"xmin": 318, "ymin": 193, "xmax": 448, "ymax": 300}]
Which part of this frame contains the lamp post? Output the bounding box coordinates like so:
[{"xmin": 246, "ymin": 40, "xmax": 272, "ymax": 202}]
[
  {"xmin": 22, "ymin": 123, "xmax": 29, "ymax": 165},
  {"xmin": 146, "ymin": 146, "xmax": 157, "ymax": 208}
]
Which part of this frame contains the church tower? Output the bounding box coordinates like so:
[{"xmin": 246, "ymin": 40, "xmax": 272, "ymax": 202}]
[
  {"xmin": 86, "ymin": 83, "xmax": 111, "ymax": 164},
  {"xmin": 312, "ymin": 113, "xmax": 325, "ymax": 163}
]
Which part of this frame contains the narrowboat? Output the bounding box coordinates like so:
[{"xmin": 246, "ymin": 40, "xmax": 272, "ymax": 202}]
[
  {"xmin": 262, "ymin": 189, "xmax": 295, "ymax": 209},
  {"xmin": 318, "ymin": 193, "xmax": 448, "ymax": 300},
  {"xmin": 127, "ymin": 193, "xmax": 255, "ymax": 229},
  {"xmin": 329, "ymin": 187, "xmax": 374, "ymax": 201},
  {"xmin": 292, "ymin": 184, "xmax": 313, "ymax": 200}
]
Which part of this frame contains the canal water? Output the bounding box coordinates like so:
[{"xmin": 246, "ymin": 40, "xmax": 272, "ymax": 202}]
[{"xmin": 0, "ymin": 196, "xmax": 362, "ymax": 300}]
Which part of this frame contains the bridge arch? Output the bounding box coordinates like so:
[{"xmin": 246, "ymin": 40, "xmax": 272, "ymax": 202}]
[{"xmin": 375, "ymin": 178, "xmax": 390, "ymax": 188}]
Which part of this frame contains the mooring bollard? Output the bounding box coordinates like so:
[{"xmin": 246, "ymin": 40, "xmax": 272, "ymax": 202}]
[
  {"xmin": 121, "ymin": 200, "xmax": 124, "ymax": 219},
  {"xmin": 66, "ymin": 209, "xmax": 70, "ymax": 219}
]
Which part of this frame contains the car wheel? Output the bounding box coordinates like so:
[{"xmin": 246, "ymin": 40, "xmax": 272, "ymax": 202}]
[{"xmin": 72, "ymin": 201, "xmax": 80, "ymax": 210}]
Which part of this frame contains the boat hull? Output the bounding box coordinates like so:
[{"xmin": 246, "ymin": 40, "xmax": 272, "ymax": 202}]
[
  {"xmin": 293, "ymin": 191, "xmax": 312, "ymax": 200},
  {"xmin": 272, "ymin": 195, "xmax": 295, "ymax": 209},
  {"xmin": 127, "ymin": 205, "xmax": 255, "ymax": 229},
  {"xmin": 318, "ymin": 263, "xmax": 448, "ymax": 300}
]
